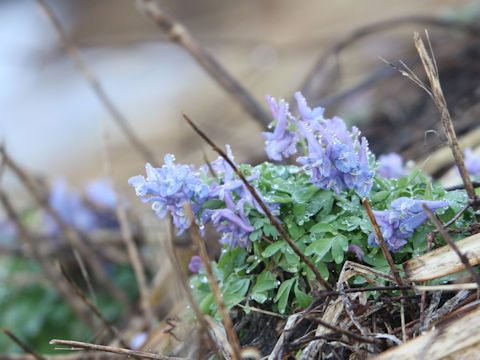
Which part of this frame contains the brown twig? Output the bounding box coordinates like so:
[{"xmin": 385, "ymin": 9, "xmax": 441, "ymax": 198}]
[
  {"xmin": 33, "ymin": 0, "xmax": 157, "ymax": 164},
  {"xmin": 0, "ymin": 147, "xmax": 129, "ymax": 307},
  {"xmin": 137, "ymin": 0, "xmax": 271, "ymax": 128},
  {"xmin": 413, "ymin": 31, "xmax": 477, "ymax": 210},
  {"xmin": 0, "ymin": 189, "xmax": 98, "ymax": 332},
  {"xmin": 362, "ymin": 198, "xmax": 407, "ymax": 290},
  {"xmin": 57, "ymin": 264, "xmax": 130, "ymax": 349},
  {"xmin": 183, "ymin": 113, "xmax": 332, "ymax": 291},
  {"xmin": 2, "ymin": 329, "xmax": 46, "ymax": 360},
  {"xmin": 184, "ymin": 204, "xmax": 243, "ymax": 360},
  {"xmin": 445, "ymin": 181, "xmax": 480, "ymax": 191},
  {"xmin": 422, "ymin": 204, "xmax": 480, "ymax": 289},
  {"xmin": 49, "ymin": 339, "xmax": 184, "ymax": 360},
  {"xmin": 165, "ymin": 219, "xmax": 220, "ymax": 358},
  {"xmin": 304, "ymin": 316, "xmax": 382, "ymax": 345}
]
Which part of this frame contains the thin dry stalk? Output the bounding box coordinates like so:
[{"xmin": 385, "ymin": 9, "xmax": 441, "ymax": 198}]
[
  {"xmin": 137, "ymin": 0, "xmax": 270, "ymax": 128},
  {"xmin": 184, "ymin": 205, "xmax": 243, "ymax": 360},
  {"xmin": 362, "ymin": 198, "xmax": 408, "ymax": 290},
  {"xmin": 0, "ymin": 148, "xmax": 129, "ymax": 307},
  {"xmin": 422, "ymin": 204, "xmax": 480, "ymax": 289},
  {"xmin": 0, "ymin": 189, "xmax": 97, "ymax": 331},
  {"xmin": 57, "ymin": 264, "xmax": 130, "ymax": 349},
  {"xmin": 165, "ymin": 219, "xmax": 221, "ymax": 358},
  {"xmin": 300, "ymin": 15, "xmax": 480, "ymax": 98},
  {"xmin": 49, "ymin": 339, "xmax": 184, "ymax": 360},
  {"xmin": 183, "ymin": 113, "xmax": 332, "ymax": 291},
  {"xmin": 304, "ymin": 316, "xmax": 382, "ymax": 346},
  {"xmin": 99, "ymin": 124, "xmax": 154, "ymax": 325},
  {"xmin": 2, "ymin": 329, "xmax": 46, "ymax": 360},
  {"xmin": 413, "ymin": 31, "xmax": 477, "ymax": 206},
  {"xmin": 33, "ymin": 0, "xmax": 157, "ymax": 164}
]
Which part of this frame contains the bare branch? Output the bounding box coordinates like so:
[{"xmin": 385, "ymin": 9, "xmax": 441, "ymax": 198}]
[
  {"xmin": 49, "ymin": 339, "xmax": 185, "ymax": 360},
  {"xmin": 137, "ymin": 0, "xmax": 271, "ymax": 128},
  {"xmin": 2, "ymin": 329, "xmax": 46, "ymax": 360}
]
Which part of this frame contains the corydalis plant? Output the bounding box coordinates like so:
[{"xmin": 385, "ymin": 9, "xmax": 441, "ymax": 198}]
[{"xmin": 129, "ymin": 91, "xmax": 470, "ymax": 316}]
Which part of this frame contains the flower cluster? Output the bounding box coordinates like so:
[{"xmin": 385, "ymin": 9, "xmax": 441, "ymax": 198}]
[
  {"xmin": 377, "ymin": 153, "xmax": 408, "ymax": 179},
  {"xmin": 128, "ymin": 154, "xmax": 210, "ymax": 234},
  {"xmin": 368, "ymin": 197, "xmax": 449, "ymax": 251},
  {"xmin": 45, "ymin": 179, "xmax": 119, "ymax": 236},
  {"xmin": 129, "ymin": 148, "xmax": 264, "ymax": 248},
  {"xmin": 263, "ymin": 92, "xmax": 375, "ymax": 196}
]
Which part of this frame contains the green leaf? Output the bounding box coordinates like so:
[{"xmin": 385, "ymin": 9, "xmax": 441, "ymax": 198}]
[
  {"xmin": 202, "ymin": 199, "xmax": 225, "ymax": 209},
  {"xmin": 275, "ymin": 278, "xmax": 295, "ymax": 314},
  {"xmin": 262, "ymin": 241, "xmax": 287, "ymax": 257},
  {"xmin": 294, "ymin": 203, "xmax": 306, "ymax": 220},
  {"xmin": 199, "ymin": 293, "xmax": 215, "ymax": 315},
  {"xmin": 263, "ymin": 224, "xmax": 279, "ymax": 238},
  {"xmin": 371, "ymin": 191, "xmax": 390, "ymax": 203},
  {"xmin": 304, "ymin": 237, "xmax": 334, "ymax": 260},
  {"xmin": 250, "ymin": 229, "xmax": 263, "ymax": 241},
  {"xmin": 294, "ymin": 280, "xmax": 313, "ymax": 308},
  {"xmin": 292, "ymin": 185, "xmax": 319, "ymax": 203},
  {"xmin": 250, "ymin": 271, "xmax": 278, "ymax": 303},
  {"xmin": 309, "ymin": 223, "xmax": 336, "ymax": 234},
  {"xmin": 407, "ymin": 168, "xmax": 421, "ymax": 185},
  {"xmin": 331, "ymin": 235, "xmax": 348, "ymax": 264}
]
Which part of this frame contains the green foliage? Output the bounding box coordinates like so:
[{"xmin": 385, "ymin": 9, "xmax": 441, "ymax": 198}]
[
  {"xmin": 191, "ymin": 162, "xmax": 475, "ymax": 316},
  {"xmin": 0, "ymin": 257, "xmax": 137, "ymax": 353}
]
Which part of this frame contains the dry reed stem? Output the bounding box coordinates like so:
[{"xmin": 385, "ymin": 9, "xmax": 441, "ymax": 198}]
[
  {"xmin": 34, "ymin": 0, "xmax": 157, "ymax": 164},
  {"xmin": 57, "ymin": 264, "xmax": 130, "ymax": 349},
  {"xmin": 362, "ymin": 198, "xmax": 408, "ymax": 290},
  {"xmin": 49, "ymin": 340, "xmax": 184, "ymax": 360},
  {"xmin": 137, "ymin": 0, "xmax": 270, "ymax": 128},
  {"xmin": 2, "ymin": 329, "xmax": 46, "ymax": 360},
  {"xmin": 183, "ymin": 113, "xmax": 332, "ymax": 291},
  {"xmin": 0, "ymin": 189, "xmax": 98, "ymax": 332},
  {"xmin": 404, "ymin": 233, "xmax": 480, "ymax": 282},
  {"xmin": 421, "ymin": 204, "xmax": 480, "ymax": 289},
  {"xmin": 413, "ymin": 31, "xmax": 477, "ymax": 206},
  {"xmin": 184, "ymin": 205, "xmax": 243, "ymax": 360}
]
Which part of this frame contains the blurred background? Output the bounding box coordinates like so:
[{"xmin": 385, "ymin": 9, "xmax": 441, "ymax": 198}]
[{"xmin": 1, "ymin": 0, "xmax": 480, "ymax": 355}]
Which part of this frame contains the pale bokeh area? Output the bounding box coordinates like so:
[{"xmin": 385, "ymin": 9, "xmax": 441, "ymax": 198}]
[{"xmin": 0, "ymin": 0, "xmax": 469, "ymax": 195}]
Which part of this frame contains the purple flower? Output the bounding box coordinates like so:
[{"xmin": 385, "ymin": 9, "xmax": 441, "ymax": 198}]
[
  {"xmin": 203, "ymin": 191, "xmax": 254, "ymax": 248},
  {"xmin": 296, "ymin": 108, "xmax": 374, "ymax": 196},
  {"xmin": 263, "ymin": 95, "xmax": 299, "ymax": 161},
  {"xmin": 347, "ymin": 244, "xmax": 364, "ymax": 261},
  {"xmin": 188, "ymin": 255, "xmax": 203, "ymax": 273},
  {"xmin": 464, "ymin": 148, "xmax": 480, "ymax": 176},
  {"xmin": 377, "ymin": 153, "xmax": 407, "ymax": 179},
  {"xmin": 128, "ymin": 154, "xmax": 211, "ymax": 235},
  {"xmin": 294, "ymin": 92, "xmax": 325, "ymax": 124},
  {"xmin": 369, "ymin": 197, "xmax": 449, "ymax": 251}
]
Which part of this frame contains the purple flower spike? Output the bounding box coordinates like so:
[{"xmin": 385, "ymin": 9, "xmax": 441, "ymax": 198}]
[
  {"xmin": 296, "ymin": 100, "xmax": 374, "ymax": 196},
  {"xmin": 128, "ymin": 154, "xmax": 212, "ymax": 235},
  {"xmin": 188, "ymin": 255, "xmax": 203, "ymax": 273},
  {"xmin": 369, "ymin": 197, "xmax": 449, "ymax": 251},
  {"xmin": 263, "ymin": 95, "xmax": 299, "ymax": 161},
  {"xmin": 294, "ymin": 91, "xmax": 325, "ymax": 123},
  {"xmin": 377, "ymin": 153, "xmax": 407, "ymax": 179}
]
